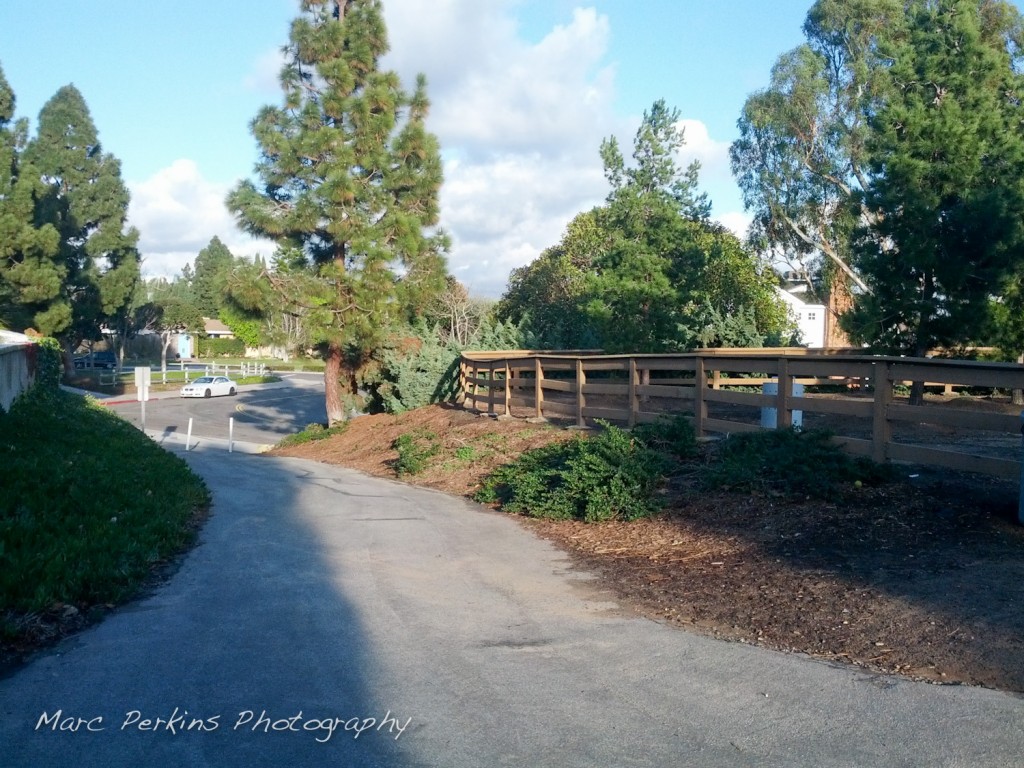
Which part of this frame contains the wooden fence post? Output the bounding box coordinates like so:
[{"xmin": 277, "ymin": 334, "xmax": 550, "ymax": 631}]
[
  {"xmin": 694, "ymin": 356, "xmax": 707, "ymax": 437},
  {"xmin": 534, "ymin": 357, "xmax": 544, "ymax": 420},
  {"xmin": 575, "ymin": 358, "xmax": 586, "ymax": 428},
  {"xmin": 503, "ymin": 361, "xmax": 512, "ymax": 416},
  {"xmin": 628, "ymin": 357, "xmax": 639, "ymax": 428},
  {"xmin": 460, "ymin": 360, "xmax": 468, "ymax": 409},
  {"xmin": 872, "ymin": 360, "xmax": 892, "ymax": 463},
  {"xmin": 487, "ymin": 361, "xmax": 496, "ymax": 416}
]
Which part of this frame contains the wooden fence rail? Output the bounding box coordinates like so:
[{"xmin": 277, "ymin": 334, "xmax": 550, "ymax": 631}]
[{"xmin": 458, "ymin": 349, "xmax": 1024, "ymax": 479}]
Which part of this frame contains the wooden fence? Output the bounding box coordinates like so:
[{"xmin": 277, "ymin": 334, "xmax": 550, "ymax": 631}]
[{"xmin": 458, "ymin": 349, "xmax": 1024, "ymax": 479}]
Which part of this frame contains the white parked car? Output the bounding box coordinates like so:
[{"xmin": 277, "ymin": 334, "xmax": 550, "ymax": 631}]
[{"xmin": 180, "ymin": 376, "xmax": 237, "ymax": 398}]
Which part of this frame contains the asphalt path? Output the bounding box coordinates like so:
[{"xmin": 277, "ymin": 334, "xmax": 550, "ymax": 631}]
[
  {"xmin": 104, "ymin": 373, "xmax": 328, "ymax": 449},
  {"xmin": 2, "ymin": 441, "xmax": 1024, "ymax": 766}
]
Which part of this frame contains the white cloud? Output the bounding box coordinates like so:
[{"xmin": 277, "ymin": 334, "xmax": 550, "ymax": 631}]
[
  {"xmin": 243, "ymin": 48, "xmax": 286, "ymax": 94},
  {"xmin": 676, "ymin": 119, "xmax": 732, "ymax": 181},
  {"xmin": 128, "ymin": 159, "xmax": 274, "ymax": 280},
  {"xmin": 715, "ymin": 211, "xmax": 753, "ymax": 241},
  {"xmin": 129, "ymin": 5, "xmax": 745, "ymax": 300},
  {"xmin": 381, "ymin": 1, "xmax": 622, "ymax": 296}
]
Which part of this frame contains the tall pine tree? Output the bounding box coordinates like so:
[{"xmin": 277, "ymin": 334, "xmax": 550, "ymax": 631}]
[
  {"xmin": 192, "ymin": 235, "xmax": 234, "ymax": 317},
  {"xmin": 23, "ymin": 85, "xmax": 140, "ymax": 367},
  {"xmin": 0, "ymin": 63, "xmax": 60, "ymax": 332},
  {"xmin": 228, "ymin": 0, "xmax": 448, "ymax": 425}
]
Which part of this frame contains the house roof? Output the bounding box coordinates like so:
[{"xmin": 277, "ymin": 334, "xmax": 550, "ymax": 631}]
[
  {"xmin": 774, "ymin": 285, "xmax": 825, "ymax": 311},
  {"xmin": 203, "ymin": 317, "xmax": 233, "ymax": 336}
]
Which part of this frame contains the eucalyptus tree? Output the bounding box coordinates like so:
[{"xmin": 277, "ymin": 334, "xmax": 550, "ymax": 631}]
[
  {"xmin": 228, "ymin": 0, "xmax": 449, "ymax": 425},
  {"xmin": 730, "ymin": 0, "xmax": 902, "ymax": 343}
]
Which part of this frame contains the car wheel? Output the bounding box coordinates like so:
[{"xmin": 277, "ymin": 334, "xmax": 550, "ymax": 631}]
[
  {"xmin": 204, "ymin": 389, "xmax": 212, "ymax": 398},
  {"xmin": 229, "ymin": 387, "xmax": 236, "ymax": 396}
]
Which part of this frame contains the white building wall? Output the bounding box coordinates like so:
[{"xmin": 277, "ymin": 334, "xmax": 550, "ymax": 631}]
[{"xmin": 774, "ymin": 287, "xmax": 826, "ymax": 348}]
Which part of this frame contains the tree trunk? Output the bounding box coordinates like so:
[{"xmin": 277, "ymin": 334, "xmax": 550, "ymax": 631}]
[
  {"xmin": 160, "ymin": 333, "xmax": 172, "ymax": 373},
  {"xmin": 824, "ymin": 277, "xmax": 854, "ymax": 348},
  {"xmin": 324, "ymin": 341, "xmax": 346, "ymax": 427},
  {"xmin": 62, "ymin": 342, "xmax": 75, "ymax": 380}
]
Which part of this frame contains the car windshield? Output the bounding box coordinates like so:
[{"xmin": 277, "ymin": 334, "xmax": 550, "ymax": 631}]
[{"xmin": 191, "ymin": 377, "xmax": 214, "ymax": 384}]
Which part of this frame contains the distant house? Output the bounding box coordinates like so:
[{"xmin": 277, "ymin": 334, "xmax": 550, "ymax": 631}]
[
  {"xmin": 175, "ymin": 318, "xmax": 235, "ymax": 359},
  {"xmin": 774, "ymin": 286, "xmax": 826, "ymax": 348},
  {"xmin": 203, "ymin": 317, "xmax": 234, "ymax": 339}
]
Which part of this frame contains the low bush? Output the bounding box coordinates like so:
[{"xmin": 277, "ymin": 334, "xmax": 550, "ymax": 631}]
[
  {"xmin": 474, "ymin": 422, "xmax": 668, "ymax": 522},
  {"xmin": 702, "ymin": 428, "xmax": 892, "ymax": 500},
  {"xmin": 631, "ymin": 414, "xmax": 698, "ymax": 459},
  {"xmin": 393, "ymin": 429, "xmax": 441, "ymax": 475}
]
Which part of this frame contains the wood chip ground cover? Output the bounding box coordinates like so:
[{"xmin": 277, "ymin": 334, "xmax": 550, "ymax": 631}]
[{"xmin": 277, "ymin": 403, "xmax": 1024, "ymax": 692}]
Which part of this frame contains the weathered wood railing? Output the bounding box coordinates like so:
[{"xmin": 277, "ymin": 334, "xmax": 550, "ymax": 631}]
[{"xmin": 458, "ymin": 349, "xmax": 1024, "ymax": 478}]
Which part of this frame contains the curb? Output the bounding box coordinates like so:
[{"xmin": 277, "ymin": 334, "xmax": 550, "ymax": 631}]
[{"xmin": 146, "ymin": 429, "xmax": 274, "ymax": 455}]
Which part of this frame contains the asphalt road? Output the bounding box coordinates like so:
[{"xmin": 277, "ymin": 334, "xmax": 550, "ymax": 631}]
[
  {"xmin": 105, "ymin": 373, "xmax": 328, "ymax": 448},
  {"xmin": 2, "ymin": 443, "xmax": 1024, "ymax": 767}
]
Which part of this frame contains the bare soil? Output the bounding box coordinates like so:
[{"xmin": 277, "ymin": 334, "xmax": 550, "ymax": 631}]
[{"xmin": 276, "ymin": 402, "xmax": 1024, "ymax": 693}]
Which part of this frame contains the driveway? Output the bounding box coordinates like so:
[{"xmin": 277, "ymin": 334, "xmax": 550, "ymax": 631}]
[{"xmin": 1, "ymin": 445, "xmax": 1023, "ymax": 767}]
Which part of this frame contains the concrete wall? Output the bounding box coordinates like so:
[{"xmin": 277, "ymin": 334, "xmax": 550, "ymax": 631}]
[{"xmin": 0, "ymin": 342, "xmax": 33, "ymax": 412}]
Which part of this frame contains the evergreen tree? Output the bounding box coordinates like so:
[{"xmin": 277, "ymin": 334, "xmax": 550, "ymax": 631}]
[
  {"xmin": 507, "ymin": 100, "xmax": 786, "ymax": 353},
  {"xmin": 0, "ymin": 63, "xmax": 60, "ymax": 332},
  {"xmin": 843, "ymin": 0, "xmax": 1024, "ymax": 365},
  {"xmin": 192, "ymin": 235, "xmax": 234, "ymax": 317},
  {"xmin": 228, "ymin": 0, "xmax": 449, "ymax": 425},
  {"xmin": 23, "ymin": 85, "xmax": 140, "ymax": 367}
]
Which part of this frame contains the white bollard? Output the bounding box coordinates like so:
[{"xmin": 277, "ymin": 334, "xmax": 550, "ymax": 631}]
[
  {"xmin": 229, "ymin": 416, "xmax": 234, "ymax": 453},
  {"xmin": 186, "ymin": 417, "xmax": 193, "ymax": 451}
]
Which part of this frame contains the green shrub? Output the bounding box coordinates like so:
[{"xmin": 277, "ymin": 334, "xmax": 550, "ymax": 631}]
[
  {"xmin": 474, "ymin": 422, "xmax": 668, "ymax": 522},
  {"xmin": 197, "ymin": 337, "xmax": 245, "ymax": 357},
  {"xmin": 362, "ymin": 317, "xmax": 527, "ymax": 414},
  {"xmin": 393, "ymin": 429, "xmax": 441, "ymax": 475},
  {"xmin": 376, "ymin": 334, "xmax": 461, "ymax": 414},
  {"xmin": 31, "ymin": 337, "xmax": 63, "ymax": 391},
  {"xmin": 631, "ymin": 413, "xmax": 698, "ymax": 459},
  {"xmin": 702, "ymin": 428, "xmax": 892, "ymax": 500}
]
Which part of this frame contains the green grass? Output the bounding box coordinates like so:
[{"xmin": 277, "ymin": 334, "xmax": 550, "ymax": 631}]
[{"xmin": 0, "ymin": 389, "xmax": 210, "ymax": 628}]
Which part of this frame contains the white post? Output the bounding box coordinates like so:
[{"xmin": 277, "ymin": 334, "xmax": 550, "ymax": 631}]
[
  {"xmin": 140, "ymin": 399, "xmax": 146, "ymax": 433},
  {"xmin": 229, "ymin": 416, "xmax": 234, "ymax": 453},
  {"xmin": 186, "ymin": 417, "xmax": 193, "ymax": 451}
]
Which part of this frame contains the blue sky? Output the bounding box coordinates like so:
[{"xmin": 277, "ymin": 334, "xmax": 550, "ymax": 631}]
[{"xmin": 2, "ymin": 1, "xmax": 825, "ymax": 296}]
